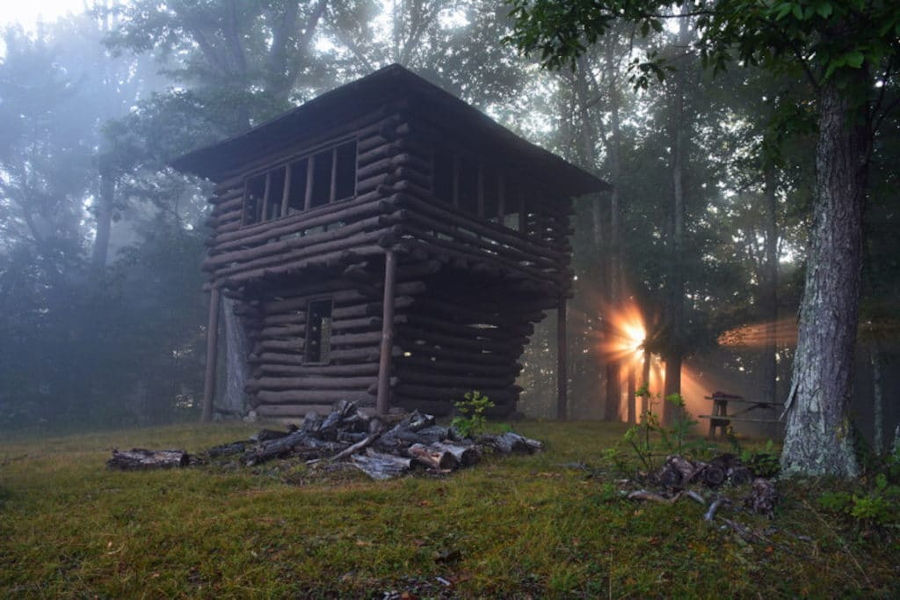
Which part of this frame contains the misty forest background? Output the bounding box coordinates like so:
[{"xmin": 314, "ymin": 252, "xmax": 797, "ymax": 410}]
[{"xmin": 1, "ymin": 0, "xmax": 897, "ymax": 446}]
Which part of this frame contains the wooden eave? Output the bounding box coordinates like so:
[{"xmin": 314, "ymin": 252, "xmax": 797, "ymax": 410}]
[{"xmin": 172, "ymin": 64, "xmax": 610, "ymax": 198}]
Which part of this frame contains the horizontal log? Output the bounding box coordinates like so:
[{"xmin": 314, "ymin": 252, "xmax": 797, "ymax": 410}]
[
  {"xmin": 396, "ymin": 370, "xmax": 516, "ymax": 388},
  {"xmin": 407, "ymin": 443, "xmax": 457, "ymax": 470},
  {"xmin": 403, "ymin": 313, "xmax": 532, "ymax": 341},
  {"xmin": 212, "ymin": 192, "xmax": 398, "ymax": 247},
  {"xmin": 215, "ymin": 227, "xmax": 399, "ymax": 282},
  {"xmin": 396, "ymin": 193, "xmax": 568, "ymax": 262},
  {"xmin": 256, "ymin": 339, "xmax": 303, "ymax": 352},
  {"xmin": 404, "ymin": 211, "xmax": 561, "ymax": 272},
  {"xmin": 256, "ymin": 389, "xmax": 375, "ymax": 404},
  {"xmin": 396, "ymin": 324, "xmax": 524, "ymax": 354},
  {"xmin": 219, "ymin": 244, "xmax": 387, "ymax": 287},
  {"xmin": 331, "ymin": 331, "xmax": 384, "ymax": 347},
  {"xmin": 208, "ymin": 211, "xmax": 397, "ymax": 263},
  {"xmin": 253, "ymin": 403, "xmax": 341, "ymax": 418},
  {"xmin": 260, "ymin": 313, "xmax": 306, "ymax": 327},
  {"xmin": 208, "ymin": 223, "xmax": 398, "ymax": 276},
  {"xmin": 399, "ymin": 237, "xmax": 564, "ymax": 294},
  {"xmin": 357, "ymin": 138, "xmax": 429, "ymax": 167},
  {"xmin": 397, "ymin": 354, "xmax": 521, "ymax": 376},
  {"xmin": 351, "ymin": 450, "xmax": 412, "ymax": 480},
  {"xmin": 412, "ymin": 297, "xmax": 538, "ymax": 327},
  {"xmin": 246, "ymin": 375, "xmax": 376, "ymax": 391},
  {"xmin": 255, "ymin": 362, "xmax": 380, "ymax": 377},
  {"xmin": 335, "ymin": 345, "xmax": 403, "ymax": 363},
  {"xmin": 396, "ymin": 344, "xmax": 513, "ymax": 365},
  {"xmin": 248, "ymin": 351, "xmax": 305, "ymax": 365},
  {"xmin": 332, "ymin": 296, "xmax": 415, "ymax": 320},
  {"xmin": 259, "ymin": 324, "xmax": 307, "ymax": 338},
  {"xmin": 107, "ymin": 448, "xmax": 189, "ymax": 470},
  {"xmin": 356, "ymin": 153, "xmax": 429, "ymax": 182}
]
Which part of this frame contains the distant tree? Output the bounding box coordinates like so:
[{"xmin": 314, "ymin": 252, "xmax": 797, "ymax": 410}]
[{"xmin": 508, "ymin": 0, "xmax": 900, "ymax": 476}]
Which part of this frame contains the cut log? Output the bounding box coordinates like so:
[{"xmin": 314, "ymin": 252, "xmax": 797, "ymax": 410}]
[
  {"xmin": 431, "ymin": 441, "xmax": 479, "ymax": 466},
  {"xmin": 482, "ymin": 432, "xmax": 540, "ymax": 454},
  {"xmin": 351, "ymin": 450, "xmax": 412, "ymax": 480},
  {"xmin": 746, "ymin": 478, "xmax": 777, "ymax": 516},
  {"xmin": 243, "ymin": 430, "xmax": 310, "ymax": 465},
  {"xmin": 407, "ymin": 443, "xmax": 458, "ymax": 470},
  {"xmin": 107, "ymin": 448, "xmax": 189, "ymax": 470},
  {"xmin": 207, "ymin": 441, "xmax": 249, "ymax": 458}
]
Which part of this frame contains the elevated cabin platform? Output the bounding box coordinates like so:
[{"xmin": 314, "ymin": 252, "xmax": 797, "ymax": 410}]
[{"xmin": 174, "ymin": 64, "xmax": 609, "ymax": 420}]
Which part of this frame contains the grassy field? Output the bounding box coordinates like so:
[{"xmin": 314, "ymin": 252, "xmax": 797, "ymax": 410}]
[{"xmin": 1, "ymin": 420, "xmax": 897, "ymax": 598}]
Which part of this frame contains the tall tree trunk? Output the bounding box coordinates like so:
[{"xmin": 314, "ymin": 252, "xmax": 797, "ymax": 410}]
[
  {"xmin": 662, "ymin": 19, "xmax": 689, "ymax": 425},
  {"xmin": 626, "ymin": 363, "xmax": 636, "ymax": 424},
  {"xmin": 602, "ymin": 38, "xmax": 625, "ymax": 421},
  {"xmin": 92, "ymin": 171, "xmax": 115, "ymax": 269},
  {"xmin": 781, "ymin": 78, "xmax": 869, "ymax": 477},
  {"xmin": 870, "ymin": 344, "xmax": 884, "ymax": 455},
  {"xmin": 641, "ymin": 348, "xmax": 651, "ymax": 420},
  {"xmin": 760, "ymin": 163, "xmax": 779, "ymax": 406},
  {"xmin": 221, "ymin": 297, "xmax": 250, "ymax": 417}
]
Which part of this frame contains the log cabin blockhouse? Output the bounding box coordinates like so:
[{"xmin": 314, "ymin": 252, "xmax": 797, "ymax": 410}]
[{"xmin": 173, "ymin": 65, "xmax": 609, "ymax": 421}]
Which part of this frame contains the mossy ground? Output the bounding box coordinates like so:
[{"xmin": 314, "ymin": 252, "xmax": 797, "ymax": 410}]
[{"xmin": 1, "ymin": 421, "xmax": 897, "ymax": 598}]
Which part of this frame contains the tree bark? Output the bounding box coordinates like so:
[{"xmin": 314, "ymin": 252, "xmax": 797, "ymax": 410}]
[
  {"xmin": 781, "ymin": 77, "xmax": 869, "ymax": 478},
  {"xmin": 91, "ymin": 170, "xmax": 115, "ymax": 269},
  {"xmin": 871, "ymin": 344, "xmax": 884, "ymax": 455},
  {"xmin": 662, "ymin": 18, "xmax": 690, "ymax": 425},
  {"xmin": 221, "ymin": 296, "xmax": 250, "ymax": 417}
]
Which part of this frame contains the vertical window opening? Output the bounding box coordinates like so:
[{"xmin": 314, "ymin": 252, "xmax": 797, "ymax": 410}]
[
  {"xmin": 244, "ymin": 174, "xmax": 266, "ymax": 225},
  {"xmin": 334, "ymin": 141, "xmax": 357, "ymax": 201},
  {"xmin": 310, "ymin": 150, "xmax": 333, "ymax": 209},
  {"xmin": 305, "ymin": 298, "xmax": 333, "ymax": 363},
  {"xmin": 286, "ymin": 159, "xmax": 308, "ymax": 215},
  {"xmin": 266, "ymin": 167, "xmax": 286, "ymax": 221}
]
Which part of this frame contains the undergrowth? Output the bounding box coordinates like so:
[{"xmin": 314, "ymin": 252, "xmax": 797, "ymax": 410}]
[{"xmin": 0, "ymin": 420, "xmax": 897, "ymax": 598}]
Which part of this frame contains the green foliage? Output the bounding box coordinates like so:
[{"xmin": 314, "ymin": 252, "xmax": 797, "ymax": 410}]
[
  {"xmin": 817, "ymin": 473, "xmax": 900, "ymax": 529},
  {"xmin": 451, "ymin": 390, "xmax": 495, "ymax": 439},
  {"xmin": 619, "ymin": 390, "xmax": 710, "ymax": 472}
]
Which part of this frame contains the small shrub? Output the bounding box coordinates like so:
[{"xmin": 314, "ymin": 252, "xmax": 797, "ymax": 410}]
[
  {"xmin": 817, "ymin": 473, "xmax": 900, "ymax": 530},
  {"xmin": 451, "ymin": 390, "xmax": 494, "ymax": 438}
]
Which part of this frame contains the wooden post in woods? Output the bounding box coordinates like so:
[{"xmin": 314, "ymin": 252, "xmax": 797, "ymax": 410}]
[
  {"xmin": 376, "ymin": 249, "xmax": 397, "ymax": 415},
  {"xmin": 557, "ymin": 296, "xmax": 568, "ymax": 420},
  {"xmin": 201, "ymin": 286, "xmax": 221, "ymax": 423}
]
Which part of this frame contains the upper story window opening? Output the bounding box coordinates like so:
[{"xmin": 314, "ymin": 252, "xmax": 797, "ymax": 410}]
[
  {"xmin": 243, "ymin": 139, "xmax": 357, "ymax": 226},
  {"xmin": 432, "ymin": 149, "xmax": 527, "ymax": 232}
]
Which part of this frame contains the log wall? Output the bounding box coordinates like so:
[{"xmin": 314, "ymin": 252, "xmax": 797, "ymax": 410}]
[{"xmin": 204, "ymin": 103, "xmax": 574, "ymax": 418}]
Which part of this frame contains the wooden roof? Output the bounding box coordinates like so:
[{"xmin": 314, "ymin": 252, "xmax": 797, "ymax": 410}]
[{"xmin": 173, "ymin": 64, "xmax": 609, "ymax": 197}]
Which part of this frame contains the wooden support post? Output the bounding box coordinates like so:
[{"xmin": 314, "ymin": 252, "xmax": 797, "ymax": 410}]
[
  {"xmin": 281, "ymin": 162, "xmax": 292, "ymax": 215},
  {"xmin": 201, "ymin": 286, "xmax": 221, "ymax": 423},
  {"xmin": 376, "ymin": 249, "xmax": 398, "ymax": 415},
  {"xmin": 329, "ymin": 147, "xmax": 338, "ymax": 204},
  {"xmin": 557, "ymin": 296, "xmax": 567, "ymax": 420},
  {"xmin": 304, "ymin": 156, "xmax": 315, "ymax": 211},
  {"xmin": 261, "ymin": 171, "xmax": 271, "ymax": 222}
]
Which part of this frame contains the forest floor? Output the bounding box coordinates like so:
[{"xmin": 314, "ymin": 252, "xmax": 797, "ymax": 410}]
[{"xmin": 0, "ymin": 420, "xmax": 897, "ymax": 598}]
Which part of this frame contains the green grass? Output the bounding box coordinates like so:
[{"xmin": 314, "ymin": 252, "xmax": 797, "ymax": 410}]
[{"xmin": 1, "ymin": 421, "xmax": 897, "ymax": 598}]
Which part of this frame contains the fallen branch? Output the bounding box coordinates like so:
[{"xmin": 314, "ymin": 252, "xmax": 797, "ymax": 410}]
[{"xmin": 107, "ymin": 448, "xmax": 189, "ymax": 470}]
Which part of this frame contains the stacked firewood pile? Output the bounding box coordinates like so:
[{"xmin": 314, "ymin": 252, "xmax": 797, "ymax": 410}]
[
  {"xmin": 624, "ymin": 453, "xmax": 778, "ymax": 519},
  {"xmin": 107, "ymin": 400, "xmax": 541, "ymax": 480}
]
